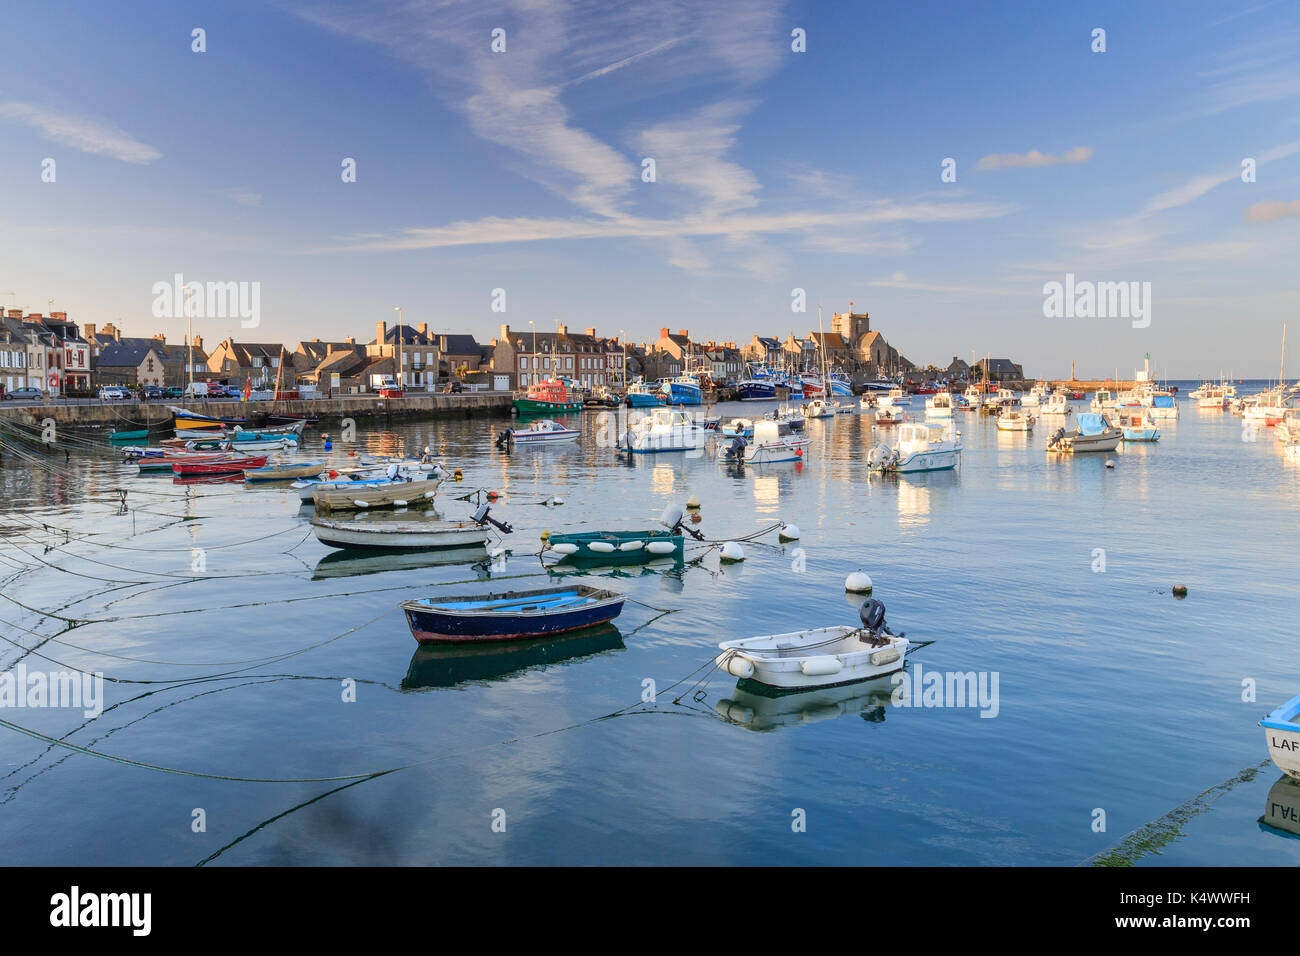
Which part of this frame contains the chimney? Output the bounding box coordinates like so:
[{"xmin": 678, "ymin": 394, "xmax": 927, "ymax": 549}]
[
  {"xmin": 193, "ymin": 335, "xmax": 203, "ymax": 350},
  {"xmin": 677, "ymin": 330, "xmax": 688, "ymax": 338},
  {"xmin": 344, "ymin": 336, "xmax": 354, "ymax": 345},
  {"xmin": 84, "ymin": 323, "xmax": 96, "ymax": 339},
  {"xmin": 556, "ymin": 323, "xmax": 567, "ymax": 336},
  {"xmin": 27, "ymin": 313, "xmax": 42, "ymax": 320},
  {"xmin": 500, "ymin": 324, "xmax": 510, "ymax": 343},
  {"xmin": 5, "ymin": 309, "xmax": 21, "ymax": 318},
  {"xmin": 659, "ymin": 327, "xmax": 669, "ymax": 339},
  {"xmin": 51, "ymin": 311, "xmax": 67, "ymax": 321},
  {"xmin": 417, "ymin": 323, "xmax": 427, "ymax": 336},
  {"xmin": 584, "ymin": 327, "xmax": 595, "ymax": 337},
  {"xmin": 154, "ymin": 333, "xmax": 166, "ymax": 343},
  {"xmin": 376, "ymin": 320, "xmax": 386, "ymax": 345}
]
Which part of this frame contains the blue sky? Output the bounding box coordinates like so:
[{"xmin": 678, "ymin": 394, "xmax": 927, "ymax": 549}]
[{"xmin": 0, "ymin": 0, "xmax": 1297, "ymax": 377}]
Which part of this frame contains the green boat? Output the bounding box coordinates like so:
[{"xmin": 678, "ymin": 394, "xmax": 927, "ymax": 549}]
[
  {"xmin": 543, "ymin": 528, "xmax": 684, "ymax": 563},
  {"xmin": 512, "ymin": 380, "xmax": 583, "ymax": 415},
  {"xmin": 108, "ymin": 429, "xmax": 149, "ymax": 442}
]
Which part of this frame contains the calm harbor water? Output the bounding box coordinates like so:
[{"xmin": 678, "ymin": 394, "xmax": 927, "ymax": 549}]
[{"xmin": 1, "ymin": 384, "xmax": 1297, "ymax": 865}]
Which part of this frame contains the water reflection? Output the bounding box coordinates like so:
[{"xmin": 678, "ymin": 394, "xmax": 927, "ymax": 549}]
[
  {"xmin": 716, "ymin": 674, "xmax": 899, "ymax": 731},
  {"xmin": 1259, "ymin": 774, "xmax": 1300, "ymax": 839},
  {"xmin": 402, "ymin": 623, "xmax": 625, "ymax": 689},
  {"xmin": 313, "ymin": 544, "xmax": 492, "ymax": 580}
]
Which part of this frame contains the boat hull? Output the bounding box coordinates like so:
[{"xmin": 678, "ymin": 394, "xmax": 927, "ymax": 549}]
[
  {"xmin": 401, "ymin": 585, "xmax": 625, "ymax": 644},
  {"xmin": 244, "ymin": 462, "xmax": 327, "ymax": 482},
  {"xmin": 312, "ymin": 518, "xmax": 490, "ymax": 551},
  {"xmin": 512, "ymin": 398, "xmax": 583, "ymax": 414},
  {"xmin": 545, "ymin": 530, "xmax": 683, "ymax": 563},
  {"xmin": 313, "ymin": 477, "xmax": 441, "ymax": 511},
  {"xmin": 1263, "ymin": 694, "xmax": 1300, "ymax": 779},
  {"xmin": 718, "ymin": 627, "xmax": 910, "ymax": 691},
  {"xmin": 892, "ymin": 448, "xmax": 960, "ymax": 472}
]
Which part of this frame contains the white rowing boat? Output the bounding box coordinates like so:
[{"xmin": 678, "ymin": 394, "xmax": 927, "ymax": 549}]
[
  {"xmin": 312, "ymin": 516, "xmax": 492, "ymax": 550},
  {"xmin": 716, "ymin": 600, "xmax": 910, "ymax": 690}
]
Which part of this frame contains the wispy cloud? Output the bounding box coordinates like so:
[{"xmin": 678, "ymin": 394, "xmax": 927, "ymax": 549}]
[
  {"xmin": 331, "ymin": 200, "xmax": 1014, "ymax": 252},
  {"xmin": 0, "ymin": 101, "xmax": 161, "ymax": 164},
  {"xmin": 976, "ymin": 147, "xmax": 1093, "ymax": 171},
  {"xmin": 1245, "ymin": 199, "xmax": 1300, "ymax": 223},
  {"xmin": 222, "ymin": 188, "xmax": 263, "ymax": 208}
]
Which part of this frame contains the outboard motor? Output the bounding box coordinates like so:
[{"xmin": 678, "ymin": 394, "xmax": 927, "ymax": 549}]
[
  {"xmin": 659, "ymin": 502, "xmax": 705, "ymax": 540},
  {"xmin": 860, "ymin": 598, "xmax": 887, "ymax": 636},
  {"xmin": 386, "ymin": 463, "xmax": 400, "ymax": 482},
  {"xmin": 724, "ymin": 437, "xmax": 746, "ymax": 460},
  {"xmin": 472, "ymin": 503, "xmax": 513, "ymax": 534},
  {"xmin": 495, "ymin": 428, "xmax": 512, "ymax": 449}
]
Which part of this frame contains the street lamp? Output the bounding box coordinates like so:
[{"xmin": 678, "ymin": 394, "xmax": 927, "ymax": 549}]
[
  {"xmin": 528, "ymin": 319, "xmax": 536, "ymax": 386},
  {"xmin": 619, "ymin": 328, "xmax": 626, "ymax": 389}
]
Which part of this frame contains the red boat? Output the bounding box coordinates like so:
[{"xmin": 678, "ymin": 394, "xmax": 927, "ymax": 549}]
[{"xmin": 172, "ymin": 455, "xmax": 268, "ymax": 477}]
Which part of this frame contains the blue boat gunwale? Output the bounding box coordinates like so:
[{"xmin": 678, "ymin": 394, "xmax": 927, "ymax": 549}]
[
  {"xmin": 400, "ymin": 584, "xmax": 624, "ymax": 618},
  {"xmin": 1261, "ymin": 692, "xmax": 1300, "ymax": 732}
]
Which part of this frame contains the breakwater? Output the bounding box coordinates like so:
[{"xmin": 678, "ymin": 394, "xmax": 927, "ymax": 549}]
[{"xmin": 0, "ymin": 391, "xmax": 514, "ymax": 432}]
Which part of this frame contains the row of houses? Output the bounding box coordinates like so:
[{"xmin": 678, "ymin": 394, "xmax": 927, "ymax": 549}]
[{"xmin": 0, "ymin": 304, "xmax": 1022, "ymax": 398}]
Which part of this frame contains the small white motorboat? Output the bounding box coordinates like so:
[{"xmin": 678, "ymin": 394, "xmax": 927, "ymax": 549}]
[
  {"xmin": 1262, "ymin": 693, "xmax": 1300, "ymax": 779},
  {"xmin": 494, "ymin": 419, "xmax": 579, "ymax": 447},
  {"xmin": 721, "ymin": 417, "xmax": 755, "ymax": 439},
  {"xmin": 873, "ymin": 406, "xmax": 907, "ymax": 426},
  {"xmin": 312, "ymin": 515, "xmax": 494, "ymax": 550},
  {"xmin": 1118, "ymin": 411, "xmax": 1160, "ymax": 442},
  {"xmin": 801, "ymin": 399, "xmax": 836, "ymax": 419},
  {"xmin": 867, "ymin": 421, "xmax": 962, "ymax": 473},
  {"xmin": 996, "ymin": 409, "xmax": 1035, "ymax": 431},
  {"xmin": 1021, "ymin": 382, "xmax": 1050, "ymax": 407},
  {"xmin": 925, "ymin": 392, "xmax": 954, "ymax": 419},
  {"xmin": 962, "ymin": 385, "xmax": 984, "ymax": 410},
  {"xmin": 1040, "ymin": 392, "xmax": 1074, "ymax": 416},
  {"xmin": 858, "ymin": 395, "xmax": 877, "ymax": 412},
  {"xmin": 879, "ymin": 387, "xmax": 911, "ymax": 409},
  {"xmin": 1045, "ymin": 413, "xmax": 1122, "ymax": 453},
  {"xmin": 716, "ymin": 600, "xmax": 910, "ymax": 691},
  {"xmin": 619, "ymin": 408, "xmax": 710, "ymax": 453},
  {"xmin": 718, "ymin": 419, "xmax": 810, "ymax": 464}
]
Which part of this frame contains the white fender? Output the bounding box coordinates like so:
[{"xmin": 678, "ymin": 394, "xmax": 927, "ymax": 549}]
[
  {"xmin": 550, "ymin": 543, "xmax": 579, "ymax": 555},
  {"xmin": 587, "ymin": 541, "xmax": 615, "ymax": 553},
  {"xmin": 800, "ymin": 656, "xmax": 843, "ymax": 677},
  {"xmin": 646, "ymin": 541, "xmax": 676, "ymax": 555},
  {"xmin": 719, "ymin": 654, "xmax": 755, "ymax": 679},
  {"xmin": 352, "ymin": 500, "xmax": 369, "ymax": 508},
  {"xmin": 618, "ymin": 541, "xmax": 644, "ymax": 552},
  {"xmin": 869, "ymin": 647, "xmax": 901, "ymax": 666}
]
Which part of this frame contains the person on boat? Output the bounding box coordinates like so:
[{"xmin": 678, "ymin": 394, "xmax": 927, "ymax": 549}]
[{"xmin": 420, "ymin": 445, "xmax": 434, "ymax": 464}]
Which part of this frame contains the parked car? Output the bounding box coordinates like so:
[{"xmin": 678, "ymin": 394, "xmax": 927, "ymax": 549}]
[
  {"xmin": 3, "ymin": 387, "xmax": 44, "ymax": 401},
  {"xmin": 141, "ymin": 385, "xmax": 164, "ymax": 400},
  {"xmin": 164, "ymin": 386, "xmax": 184, "ymax": 399},
  {"xmin": 98, "ymin": 386, "xmax": 130, "ymax": 401}
]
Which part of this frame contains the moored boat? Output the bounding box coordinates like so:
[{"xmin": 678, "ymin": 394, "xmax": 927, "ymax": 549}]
[
  {"xmin": 1117, "ymin": 412, "xmax": 1160, "ymax": 442},
  {"xmin": 619, "ymin": 407, "xmax": 709, "ymax": 453},
  {"xmin": 244, "ymin": 460, "xmax": 328, "ymax": 482},
  {"xmin": 312, "ymin": 476, "xmax": 442, "ymax": 511},
  {"xmin": 716, "ymin": 599, "xmax": 910, "ymax": 691},
  {"xmin": 312, "ymin": 515, "xmax": 494, "ymax": 551},
  {"xmin": 513, "ymin": 379, "xmax": 583, "ymax": 415},
  {"xmin": 867, "ymin": 421, "xmax": 962, "ymax": 473},
  {"xmin": 1261, "ymin": 693, "xmax": 1300, "ymax": 779},
  {"xmin": 925, "ymin": 392, "xmax": 954, "ymax": 418},
  {"xmin": 996, "ymin": 409, "xmax": 1034, "ymax": 432},
  {"xmin": 172, "ymin": 455, "xmax": 268, "ymax": 477},
  {"xmin": 494, "ymin": 419, "xmax": 579, "ymax": 447},
  {"xmin": 719, "ymin": 419, "xmax": 810, "ymax": 464},
  {"xmin": 1045, "ymin": 413, "xmax": 1122, "ymax": 453},
  {"xmin": 400, "ymin": 584, "xmax": 626, "ymax": 644}
]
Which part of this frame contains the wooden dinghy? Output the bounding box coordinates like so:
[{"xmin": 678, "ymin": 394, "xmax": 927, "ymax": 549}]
[
  {"xmin": 400, "ymin": 584, "xmax": 626, "ymax": 644},
  {"xmin": 244, "ymin": 460, "xmax": 327, "ymax": 482},
  {"xmin": 1262, "ymin": 692, "xmax": 1300, "ymax": 780},
  {"xmin": 716, "ymin": 599, "xmax": 910, "ymax": 691},
  {"xmin": 134, "ymin": 452, "xmax": 230, "ymax": 473},
  {"xmin": 312, "ymin": 476, "xmax": 442, "ymax": 511}
]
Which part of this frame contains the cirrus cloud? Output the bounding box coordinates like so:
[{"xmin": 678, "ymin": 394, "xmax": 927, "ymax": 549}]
[
  {"xmin": 1244, "ymin": 199, "xmax": 1300, "ymax": 223},
  {"xmin": 976, "ymin": 146, "xmax": 1094, "ymax": 171},
  {"xmin": 0, "ymin": 101, "xmax": 161, "ymax": 164}
]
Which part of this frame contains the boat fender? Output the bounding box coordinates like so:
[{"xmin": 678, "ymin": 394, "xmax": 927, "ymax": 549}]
[
  {"xmin": 779, "ymin": 523, "xmax": 800, "ymax": 542},
  {"xmin": 800, "ymin": 656, "xmax": 843, "ymax": 677},
  {"xmin": 588, "ymin": 541, "xmax": 616, "ymax": 553},
  {"xmin": 845, "ymin": 571, "xmax": 873, "ymax": 593},
  {"xmin": 646, "ymin": 541, "xmax": 676, "ymax": 555},
  {"xmin": 720, "ymin": 542, "xmax": 744, "ymax": 562},
  {"xmin": 392, "ymin": 500, "xmax": 407, "ymax": 507},
  {"xmin": 720, "ymin": 654, "xmax": 755, "ymax": 679},
  {"xmin": 550, "ymin": 543, "xmax": 579, "ymax": 555},
  {"xmin": 869, "ymin": 647, "xmax": 901, "ymax": 666},
  {"xmin": 328, "ymin": 470, "xmax": 338, "ymax": 478},
  {"xmin": 353, "ymin": 500, "xmax": 369, "ymax": 508},
  {"xmin": 618, "ymin": 541, "xmax": 644, "ymax": 552},
  {"xmin": 423, "ymin": 491, "xmax": 436, "ymax": 499}
]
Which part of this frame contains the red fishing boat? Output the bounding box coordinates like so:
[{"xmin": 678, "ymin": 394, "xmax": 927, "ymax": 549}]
[{"xmin": 171, "ymin": 455, "xmax": 268, "ymax": 477}]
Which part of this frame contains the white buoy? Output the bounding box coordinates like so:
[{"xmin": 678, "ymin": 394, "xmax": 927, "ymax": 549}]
[
  {"xmin": 1105, "ymin": 459, "xmax": 1116, "ymax": 469},
  {"xmin": 686, "ymin": 494, "xmax": 701, "ymax": 509},
  {"xmin": 845, "ymin": 570, "xmax": 873, "ymax": 593},
  {"xmin": 552, "ymin": 496, "xmax": 564, "ymax": 505},
  {"xmin": 720, "ymin": 542, "xmax": 745, "ymax": 563},
  {"xmin": 779, "ymin": 523, "xmax": 800, "ymax": 542}
]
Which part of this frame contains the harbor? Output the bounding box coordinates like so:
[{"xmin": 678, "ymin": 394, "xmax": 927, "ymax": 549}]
[{"xmin": 0, "ymin": 384, "xmax": 1297, "ymax": 866}]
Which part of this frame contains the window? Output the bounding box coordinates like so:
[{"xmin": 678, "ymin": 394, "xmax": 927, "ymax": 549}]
[
  {"xmin": 520, "ymin": 374, "xmax": 528, "ymax": 387},
  {"xmin": 520, "ymin": 357, "xmax": 528, "ymax": 369}
]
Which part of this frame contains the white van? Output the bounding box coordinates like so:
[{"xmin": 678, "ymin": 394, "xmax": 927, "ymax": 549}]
[{"xmin": 183, "ymin": 382, "xmax": 209, "ymax": 398}]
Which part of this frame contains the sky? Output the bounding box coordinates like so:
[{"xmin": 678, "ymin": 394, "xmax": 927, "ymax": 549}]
[{"xmin": 0, "ymin": 0, "xmax": 1298, "ymax": 378}]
